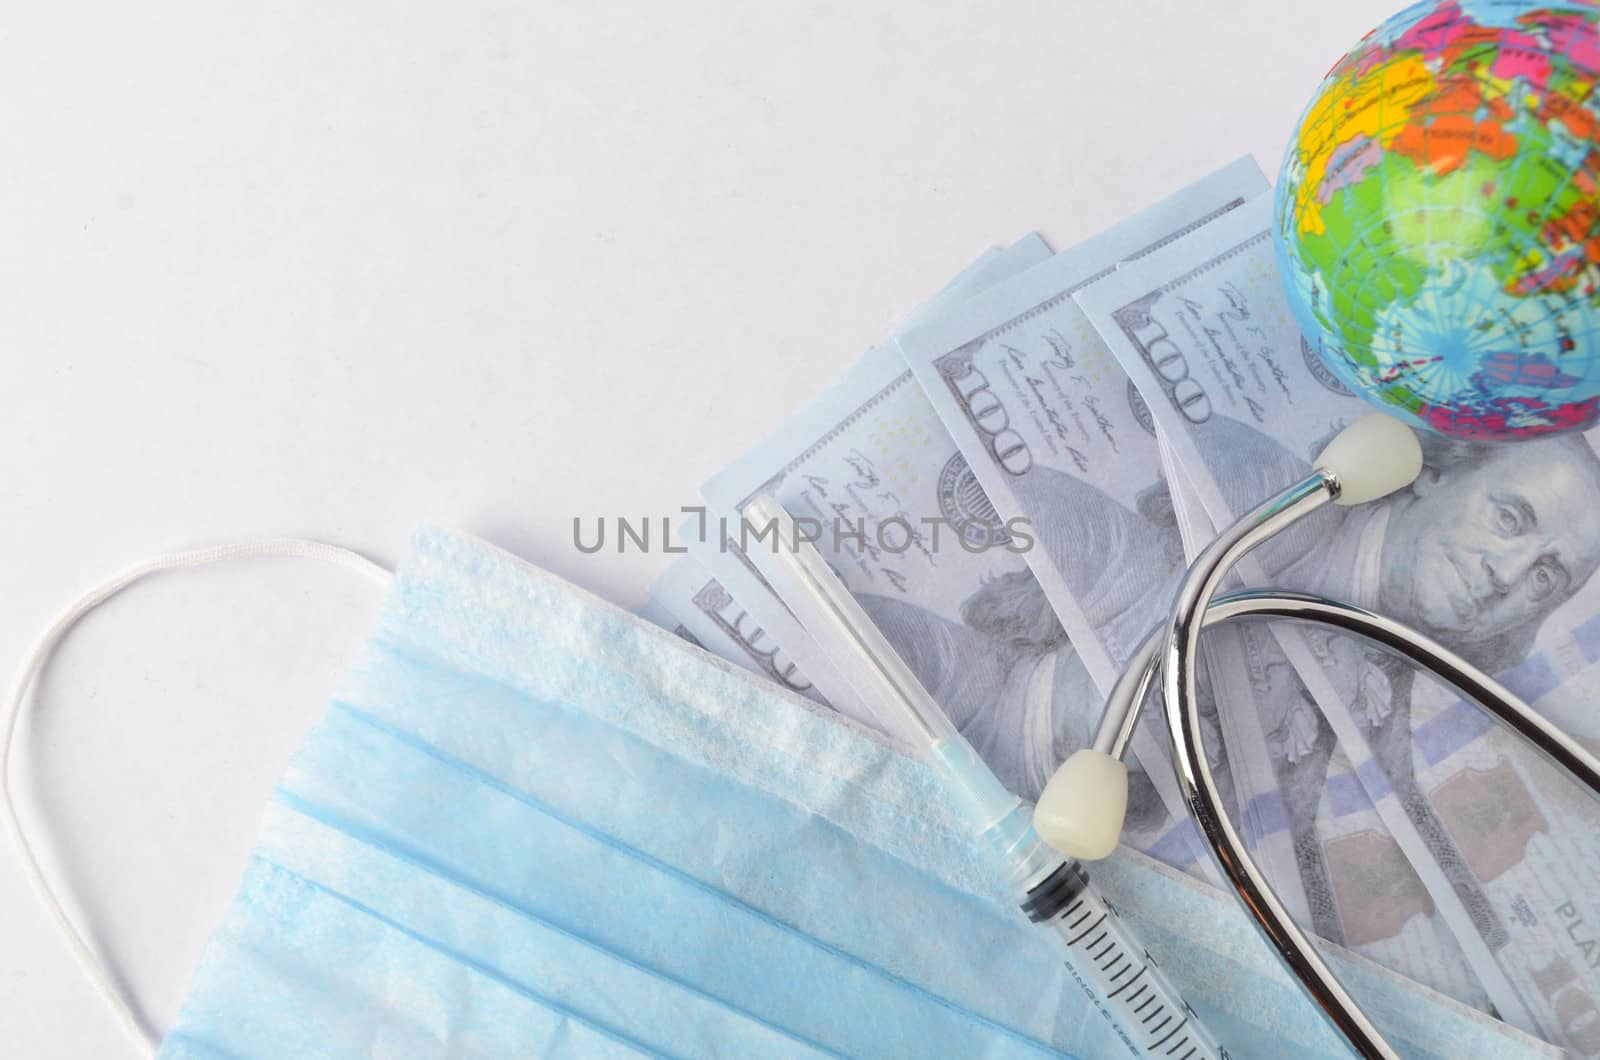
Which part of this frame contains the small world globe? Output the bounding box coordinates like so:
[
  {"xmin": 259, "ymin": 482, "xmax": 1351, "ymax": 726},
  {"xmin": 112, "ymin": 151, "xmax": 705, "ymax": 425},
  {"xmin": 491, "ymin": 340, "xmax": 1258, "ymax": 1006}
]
[{"xmin": 1275, "ymin": 0, "xmax": 1600, "ymax": 440}]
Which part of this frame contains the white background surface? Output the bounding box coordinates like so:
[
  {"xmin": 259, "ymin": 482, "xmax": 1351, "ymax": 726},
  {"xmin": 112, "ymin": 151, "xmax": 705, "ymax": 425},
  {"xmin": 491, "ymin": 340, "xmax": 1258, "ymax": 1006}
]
[{"xmin": 2, "ymin": 2, "xmax": 1400, "ymax": 1054}]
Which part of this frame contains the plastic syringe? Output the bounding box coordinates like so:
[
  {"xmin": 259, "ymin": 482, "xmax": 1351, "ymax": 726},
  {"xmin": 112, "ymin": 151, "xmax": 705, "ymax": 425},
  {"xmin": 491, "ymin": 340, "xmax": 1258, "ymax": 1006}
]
[{"xmin": 744, "ymin": 496, "xmax": 1227, "ymax": 1060}]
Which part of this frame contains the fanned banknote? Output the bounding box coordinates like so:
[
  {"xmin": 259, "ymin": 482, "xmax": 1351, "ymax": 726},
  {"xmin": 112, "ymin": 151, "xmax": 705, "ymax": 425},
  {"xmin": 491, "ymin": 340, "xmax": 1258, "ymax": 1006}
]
[
  {"xmin": 674, "ymin": 515, "xmax": 889, "ymax": 727},
  {"xmin": 690, "ymin": 235, "xmax": 1210, "ymax": 858},
  {"xmin": 1078, "ymin": 192, "xmax": 1600, "ymax": 1052},
  {"xmin": 899, "ymin": 157, "xmax": 1265, "ymax": 686},
  {"xmin": 655, "ymin": 239, "xmax": 1056, "ymax": 729},
  {"xmin": 896, "ymin": 156, "xmax": 1265, "ymax": 858},
  {"xmin": 640, "ymin": 553, "xmax": 832, "ymax": 706},
  {"xmin": 700, "ymin": 336, "xmax": 1220, "ymax": 868}
]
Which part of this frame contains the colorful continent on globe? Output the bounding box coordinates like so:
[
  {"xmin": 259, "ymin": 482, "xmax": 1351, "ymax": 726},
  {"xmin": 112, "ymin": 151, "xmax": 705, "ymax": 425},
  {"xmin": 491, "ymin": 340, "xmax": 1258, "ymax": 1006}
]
[{"xmin": 1276, "ymin": 0, "xmax": 1600, "ymax": 439}]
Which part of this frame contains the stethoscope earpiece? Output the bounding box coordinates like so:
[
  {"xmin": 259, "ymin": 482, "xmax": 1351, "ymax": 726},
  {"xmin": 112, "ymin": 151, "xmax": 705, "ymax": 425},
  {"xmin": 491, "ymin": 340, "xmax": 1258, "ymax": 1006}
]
[
  {"xmin": 1312, "ymin": 412, "xmax": 1422, "ymax": 506},
  {"xmin": 1034, "ymin": 749, "xmax": 1127, "ymax": 861}
]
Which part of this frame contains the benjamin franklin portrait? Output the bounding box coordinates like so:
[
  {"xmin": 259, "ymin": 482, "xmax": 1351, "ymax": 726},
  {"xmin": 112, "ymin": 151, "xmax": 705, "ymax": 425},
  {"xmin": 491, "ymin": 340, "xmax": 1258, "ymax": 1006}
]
[{"xmin": 1197, "ymin": 414, "xmax": 1600, "ymax": 946}]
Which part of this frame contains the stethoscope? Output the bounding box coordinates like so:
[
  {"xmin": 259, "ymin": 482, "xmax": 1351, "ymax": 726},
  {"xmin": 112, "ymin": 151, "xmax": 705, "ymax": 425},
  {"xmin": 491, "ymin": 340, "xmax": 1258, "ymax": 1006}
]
[{"xmin": 1033, "ymin": 412, "xmax": 1600, "ymax": 1060}]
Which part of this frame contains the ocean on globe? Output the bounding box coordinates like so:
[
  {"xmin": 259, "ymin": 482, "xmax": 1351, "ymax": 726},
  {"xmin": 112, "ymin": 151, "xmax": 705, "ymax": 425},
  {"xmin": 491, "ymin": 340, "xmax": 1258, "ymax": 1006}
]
[{"xmin": 1275, "ymin": 0, "xmax": 1600, "ymax": 440}]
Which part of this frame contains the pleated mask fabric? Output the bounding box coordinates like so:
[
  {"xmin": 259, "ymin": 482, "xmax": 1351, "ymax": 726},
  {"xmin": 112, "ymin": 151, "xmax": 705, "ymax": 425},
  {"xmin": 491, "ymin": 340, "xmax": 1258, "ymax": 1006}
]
[{"xmin": 156, "ymin": 528, "xmax": 1551, "ymax": 1059}]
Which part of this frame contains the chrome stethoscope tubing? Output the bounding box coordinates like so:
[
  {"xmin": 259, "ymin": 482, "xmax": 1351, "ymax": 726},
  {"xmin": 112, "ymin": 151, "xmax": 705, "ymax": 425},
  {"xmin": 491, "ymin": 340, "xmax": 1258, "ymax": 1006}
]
[{"xmin": 1095, "ymin": 470, "xmax": 1600, "ymax": 1060}]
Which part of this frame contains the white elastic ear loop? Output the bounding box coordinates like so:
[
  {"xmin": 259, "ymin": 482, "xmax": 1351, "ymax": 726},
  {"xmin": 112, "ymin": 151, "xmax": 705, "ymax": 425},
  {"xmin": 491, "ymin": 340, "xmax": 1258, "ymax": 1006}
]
[{"xmin": 0, "ymin": 539, "xmax": 391, "ymax": 1056}]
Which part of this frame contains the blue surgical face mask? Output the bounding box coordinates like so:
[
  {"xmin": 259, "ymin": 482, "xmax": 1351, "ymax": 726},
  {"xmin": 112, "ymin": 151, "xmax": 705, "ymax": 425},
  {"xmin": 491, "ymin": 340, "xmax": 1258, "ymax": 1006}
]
[{"xmin": 3, "ymin": 529, "xmax": 1554, "ymax": 1059}]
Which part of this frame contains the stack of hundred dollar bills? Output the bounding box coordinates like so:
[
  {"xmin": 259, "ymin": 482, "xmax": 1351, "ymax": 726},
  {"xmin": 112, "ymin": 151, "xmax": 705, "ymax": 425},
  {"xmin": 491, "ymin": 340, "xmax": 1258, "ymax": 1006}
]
[{"xmin": 638, "ymin": 156, "xmax": 1600, "ymax": 1057}]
